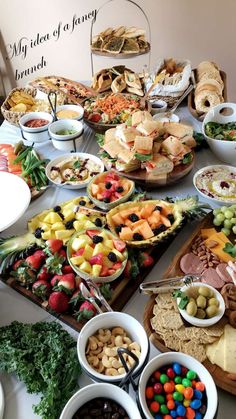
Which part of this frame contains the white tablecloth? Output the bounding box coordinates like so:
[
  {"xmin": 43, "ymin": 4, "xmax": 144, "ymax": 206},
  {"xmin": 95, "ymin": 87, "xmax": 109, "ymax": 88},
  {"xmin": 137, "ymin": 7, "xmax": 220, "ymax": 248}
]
[{"xmin": 0, "ymin": 108, "xmax": 235, "ymax": 419}]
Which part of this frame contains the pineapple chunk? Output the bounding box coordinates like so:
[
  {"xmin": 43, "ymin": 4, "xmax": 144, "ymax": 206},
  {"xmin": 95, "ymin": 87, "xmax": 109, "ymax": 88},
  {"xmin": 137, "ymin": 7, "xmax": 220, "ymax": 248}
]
[
  {"xmin": 62, "ymin": 209, "xmax": 75, "ymax": 222},
  {"xmin": 42, "ymin": 230, "xmax": 55, "ymax": 240},
  {"xmin": 84, "ymin": 220, "xmax": 96, "ymax": 229},
  {"xmin": 93, "ymin": 243, "xmax": 110, "ymax": 256},
  {"xmin": 104, "ymin": 239, "xmax": 113, "ymax": 249},
  {"xmin": 62, "ymin": 202, "xmax": 76, "ymax": 212},
  {"xmin": 98, "ymin": 231, "xmax": 109, "ymax": 240},
  {"xmin": 112, "ymin": 249, "xmax": 125, "ymax": 261},
  {"xmin": 55, "ymin": 229, "xmax": 74, "ymax": 240},
  {"xmin": 92, "ymin": 264, "xmax": 102, "ymax": 277},
  {"xmin": 71, "ymin": 238, "xmax": 87, "ymax": 251},
  {"xmin": 103, "ymin": 256, "xmax": 114, "ymax": 268},
  {"xmin": 43, "ymin": 212, "xmax": 62, "ymax": 224},
  {"xmin": 70, "ymin": 255, "xmax": 85, "ymax": 266},
  {"xmin": 80, "ymin": 261, "xmax": 92, "ymax": 273},
  {"xmin": 28, "ymin": 218, "xmax": 40, "ymax": 232},
  {"xmin": 78, "ymin": 234, "xmax": 93, "ymax": 245},
  {"xmin": 75, "ymin": 213, "xmax": 88, "ymax": 221},
  {"xmin": 83, "ymin": 244, "xmax": 94, "ymax": 260},
  {"xmin": 51, "ymin": 222, "xmax": 65, "ymax": 231},
  {"xmin": 73, "ymin": 221, "xmax": 86, "ymax": 231},
  {"xmin": 39, "ymin": 222, "xmax": 52, "ymax": 232}
]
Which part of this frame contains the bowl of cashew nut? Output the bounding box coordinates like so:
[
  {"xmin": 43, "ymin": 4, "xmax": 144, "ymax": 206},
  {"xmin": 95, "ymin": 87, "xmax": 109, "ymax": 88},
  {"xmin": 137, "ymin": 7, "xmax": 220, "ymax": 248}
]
[{"xmin": 77, "ymin": 311, "xmax": 150, "ymax": 383}]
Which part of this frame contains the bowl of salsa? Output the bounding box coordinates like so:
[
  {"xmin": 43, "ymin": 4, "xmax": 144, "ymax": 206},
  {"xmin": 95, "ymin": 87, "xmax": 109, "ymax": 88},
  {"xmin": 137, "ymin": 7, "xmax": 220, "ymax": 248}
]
[{"xmin": 19, "ymin": 111, "xmax": 53, "ymax": 143}]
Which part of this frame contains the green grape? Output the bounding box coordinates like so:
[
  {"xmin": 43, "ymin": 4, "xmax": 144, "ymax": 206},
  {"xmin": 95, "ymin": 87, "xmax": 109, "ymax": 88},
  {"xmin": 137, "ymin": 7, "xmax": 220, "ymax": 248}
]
[
  {"xmin": 225, "ymin": 210, "xmax": 234, "ymax": 219},
  {"xmin": 213, "ymin": 208, "xmax": 221, "ymax": 216},
  {"xmin": 224, "ymin": 219, "xmax": 233, "ymax": 229},
  {"xmin": 232, "ymin": 226, "xmax": 236, "ymax": 234},
  {"xmin": 213, "ymin": 218, "xmax": 222, "ymax": 226},
  {"xmin": 220, "ymin": 206, "xmax": 228, "ymax": 213},
  {"xmin": 221, "ymin": 227, "xmax": 231, "ymax": 236},
  {"xmin": 231, "ymin": 218, "xmax": 236, "ymax": 224},
  {"xmin": 216, "ymin": 213, "xmax": 225, "ymax": 223}
]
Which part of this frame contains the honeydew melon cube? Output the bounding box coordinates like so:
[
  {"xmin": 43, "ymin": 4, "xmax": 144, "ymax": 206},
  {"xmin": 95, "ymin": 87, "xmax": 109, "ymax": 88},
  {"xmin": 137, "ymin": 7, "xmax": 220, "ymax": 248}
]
[
  {"xmin": 43, "ymin": 212, "xmax": 62, "ymax": 224},
  {"xmin": 51, "ymin": 222, "xmax": 65, "ymax": 231},
  {"xmin": 70, "ymin": 255, "xmax": 85, "ymax": 266},
  {"xmin": 112, "ymin": 249, "xmax": 125, "ymax": 261},
  {"xmin": 83, "ymin": 244, "xmax": 94, "ymax": 260},
  {"xmin": 71, "ymin": 238, "xmax": 87, "ymax": 251},
  {"xmin": 75, "ymin": 213, "xmax": 88, "ymax": 221},
  {"xmin": 62, "ymin": 209, "xmax": 75, "ymax": 222},
  {"xmin": 55, "ymin": 229, "xmax": 74, "ymax": 240},
  {"xmin": 80, "ymin": 261, "xmax": 92, "ymax": 273},
  {"xmin": 93, "ymin": 243, "xmax": 110, "ymax": 256},
  {"xmin": 92, "ymin": 264, "xmax": 102, "ymax": 277}
]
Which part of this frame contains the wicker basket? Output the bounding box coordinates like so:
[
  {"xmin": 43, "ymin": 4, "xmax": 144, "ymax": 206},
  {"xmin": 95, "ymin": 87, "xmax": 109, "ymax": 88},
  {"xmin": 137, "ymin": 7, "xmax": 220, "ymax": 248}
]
[{"xmin": 1, "ymin": 87, "xmax": 38, "ymax": 126}]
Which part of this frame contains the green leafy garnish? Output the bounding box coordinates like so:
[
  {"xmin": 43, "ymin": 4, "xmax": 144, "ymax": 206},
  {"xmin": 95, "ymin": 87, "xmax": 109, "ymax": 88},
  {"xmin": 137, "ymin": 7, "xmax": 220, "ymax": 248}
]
[
  {"xmin": 73, "ymin": 160, "xmax": 81, "ymax": 169},
  {"xmin": 223, "ymin": 242, "xmax": 236, "ymax": 258},
  {"xmin": 173, "ymin": 290, "xmax": 189, "ymax": 309},
  {"xmin": 135, "ymin": 152, "xmax": 152, "ymax": 162},
  {"xmin": 99, "ymin": 150, "xmax": 116, "ymax": 162},
  {"xmin": 96, "ymin": 133, "xmax": 105, "ymax": 146},
  {"xmin": 183, "ymin": 152, "xmax": 193, "ymax": 165},
  {"xmin": 0, "ymin": 321, "xmax": 81, "ymax": 419}
]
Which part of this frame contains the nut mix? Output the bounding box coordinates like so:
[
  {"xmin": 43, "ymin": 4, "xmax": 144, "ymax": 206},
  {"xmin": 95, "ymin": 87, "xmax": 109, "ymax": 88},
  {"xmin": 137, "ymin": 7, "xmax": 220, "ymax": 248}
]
[
  {"xmin": 191, "ymin": 235, "xmax": 220, "ymax": 269},
  {"xmin": 86, "ymin": 327, "xmax": 141, "ymax": 376}
]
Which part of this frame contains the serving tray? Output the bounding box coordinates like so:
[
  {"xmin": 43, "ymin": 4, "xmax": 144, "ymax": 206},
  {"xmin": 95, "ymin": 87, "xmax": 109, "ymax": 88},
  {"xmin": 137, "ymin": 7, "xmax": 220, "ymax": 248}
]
[
  {"xmin": 143, "ymin": 213, "xmax": 236, "ymax": 395},
  {"xmin": 188, "ymin": 70, "xmax": 227, "ymax": 121},
  {"xmin": 91, "ymin": 44, "xmax": 150, "ymax": 59}
]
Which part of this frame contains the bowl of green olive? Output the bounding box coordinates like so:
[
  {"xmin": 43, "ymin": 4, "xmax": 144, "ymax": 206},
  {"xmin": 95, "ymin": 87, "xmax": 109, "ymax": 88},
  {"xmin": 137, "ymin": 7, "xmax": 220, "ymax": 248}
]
[{"xmin": 176, "ymin": 282, "xmax": 225, "ymax": 327}]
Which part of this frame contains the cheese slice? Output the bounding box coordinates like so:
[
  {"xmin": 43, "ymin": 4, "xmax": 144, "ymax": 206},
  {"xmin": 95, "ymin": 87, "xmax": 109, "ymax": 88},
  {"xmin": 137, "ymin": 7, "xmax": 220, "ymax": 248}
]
[
  {"xmin": 224, "ymin": 324, "xmax": 236, "ymax": 373},
  {"xmin": 204, "ymin": 233, "xmax": 234, "ymax": 262},
  {"xmin": 206, "ymin": 334, "xmax": 224, "ymax": 370}
]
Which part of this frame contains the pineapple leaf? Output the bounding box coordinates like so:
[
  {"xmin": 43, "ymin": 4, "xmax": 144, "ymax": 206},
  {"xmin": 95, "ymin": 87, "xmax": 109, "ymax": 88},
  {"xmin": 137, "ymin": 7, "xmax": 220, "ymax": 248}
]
[{"xmin": 174, "ymin": 195, "xmax": 212, "ymax": 214}]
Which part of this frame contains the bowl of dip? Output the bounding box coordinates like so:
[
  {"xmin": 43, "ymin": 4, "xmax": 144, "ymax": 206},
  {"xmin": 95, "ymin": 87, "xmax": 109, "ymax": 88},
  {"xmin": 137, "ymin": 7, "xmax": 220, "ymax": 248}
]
[
  {"xmin": 153, "ymin": 112, "xmax": 180, "ymax": 123},
  {"xmin": 56, "ymin": 104, "xmax": 84, "ymax": 121},
  {"xmin": 19, "ymin": 111, "xmax": 53, "ymax": 143},
  {"xmin": 193, "ymin": 165, "xmax": 236, "ymax": 205},
  {"xmin": 149, "ymin": 99, "xmax": 167, "ymax": 115},
  {"xmin": 49, "ymin": 119, "xmax": 84, "ymax": 152}
]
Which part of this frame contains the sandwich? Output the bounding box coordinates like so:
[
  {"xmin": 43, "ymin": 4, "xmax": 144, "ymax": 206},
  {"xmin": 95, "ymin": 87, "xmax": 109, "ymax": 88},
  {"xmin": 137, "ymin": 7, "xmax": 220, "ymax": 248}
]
[
  {"xmin": 134, "ymin": 135, "xmax": 154, "ymax": 152},
  {"xmin": 161, "ymin": 136, "xmax": 192, "ymax": 166},
  {"xmin": 136, "ymin": 120, "xmax": 162, "ymax": 136},
  {"xmin": 163, "ymin": 122, "xmax": 193, "ymax": 139},
  {"xmin": 143, "ymin": 153, "xmax": 174, "ymax": 174},
  {"xmin": 115, "ymin": 126, "xmax": 140, "ymax": 144},
  {"xmin": 131, "ymin": 110, "xmax": 153, "ymax": 127}
]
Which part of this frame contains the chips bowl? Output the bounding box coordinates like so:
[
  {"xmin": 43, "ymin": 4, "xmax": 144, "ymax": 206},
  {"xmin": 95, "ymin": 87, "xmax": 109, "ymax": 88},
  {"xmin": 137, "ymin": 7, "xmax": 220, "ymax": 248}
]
[{"xmin": 1, "ymin": 87, "xmax": 38, "ymax": 126}]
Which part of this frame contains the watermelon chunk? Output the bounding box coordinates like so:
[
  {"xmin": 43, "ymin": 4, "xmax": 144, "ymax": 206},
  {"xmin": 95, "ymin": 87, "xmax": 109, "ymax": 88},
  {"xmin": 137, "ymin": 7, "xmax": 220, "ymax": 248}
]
[
  {"xmin": 113, "ymin": 262, "xmax": 122, "ymax": 270},
  {"xmin": 75, "ymin": 248, "xmax": 84, "ymax": 256},
  {"xmin": 100, "ymin": 266, "xmax": 110, "ymax": 276},
  {"xmin": 87, "ymin": 230, "xmax": 100, "ymax": 239}
]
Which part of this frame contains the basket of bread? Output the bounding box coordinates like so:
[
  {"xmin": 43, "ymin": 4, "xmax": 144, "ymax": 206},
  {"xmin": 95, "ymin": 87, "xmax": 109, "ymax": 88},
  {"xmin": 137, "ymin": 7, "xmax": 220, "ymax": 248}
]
[{"xmin": 188, "ymin": 61, "xmax": 227, "ymax": 121}]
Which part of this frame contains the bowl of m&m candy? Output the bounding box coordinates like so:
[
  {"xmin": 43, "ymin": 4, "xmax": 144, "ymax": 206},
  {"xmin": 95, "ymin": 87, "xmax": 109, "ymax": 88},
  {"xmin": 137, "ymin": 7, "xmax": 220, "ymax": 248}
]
[{"xmin": 138, "ymin": 352, "xmax": 218, "ymax": 419}]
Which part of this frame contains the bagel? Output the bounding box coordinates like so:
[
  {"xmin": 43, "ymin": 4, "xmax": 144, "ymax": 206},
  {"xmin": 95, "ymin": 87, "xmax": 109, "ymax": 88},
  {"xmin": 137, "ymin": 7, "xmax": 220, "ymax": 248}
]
[
  {"xmin": 194, "ymin": 90, "xmax": 223, "ymax": 114},
  {"xmin": 197, "ymin": 61, "xmax": 219, "ymax": 77},
  {"xmin": 198, "ymin": 70, "xmax": 224, "ymax": 87},
  {"xmin": 195, "ymin": 78, "xmax": 223, "ymax": 96}
]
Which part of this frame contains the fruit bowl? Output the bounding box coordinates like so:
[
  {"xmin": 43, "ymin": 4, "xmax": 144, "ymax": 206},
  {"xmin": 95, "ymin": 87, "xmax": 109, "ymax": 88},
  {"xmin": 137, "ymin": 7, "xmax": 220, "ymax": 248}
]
[
  {"xmin": 87, "ymin": 170, "xmax": 135, "ymax": 210},
  {"xmin": 67, "ymin": 227, "xmax": 128, "ymax": 283}
]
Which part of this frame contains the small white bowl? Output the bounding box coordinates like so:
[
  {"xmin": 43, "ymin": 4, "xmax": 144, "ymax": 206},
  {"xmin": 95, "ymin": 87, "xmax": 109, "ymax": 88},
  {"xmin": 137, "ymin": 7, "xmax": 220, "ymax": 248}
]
[
  {"xmin": 77, "ymin": 312, "xmax": 149, "ymax": 383},
  {"xmin": 193, "ymin": 164, "xmax": 236, "ymax": 205},
  {"xmin": 59, "ymin": 383, "xmax": 142, "ymax": 419},
  {"xmin": 49, "ymin": 119, "xmax": 84, "ymax": 152},
  {"xmin": 153, "ymin": 112, "xmax": 180, "ymax": 123},
  {"xmin": 139, "ymin": 352, "xmax": 218, "ymax": 419},
  {"xmin": 19, "ymin": 112, "xmax": 53, "ymax": 143},
  {"xmin": 149, "ymin": 99, "xmax": 167, "ymax": 115},
  {"xmin": 56, "ymin": 104, "xmax": 84, "ymax": 121},
  {"xmin": 177, "ymin": 282, "xmax": 225, "ymax": 327},
  {"xmin": 203, "ymin": 102, "xmax": 236, "ymax": 165},
  {"xmin": 45, "ymin": 153, "xmax": 104, "ymax": 190}
]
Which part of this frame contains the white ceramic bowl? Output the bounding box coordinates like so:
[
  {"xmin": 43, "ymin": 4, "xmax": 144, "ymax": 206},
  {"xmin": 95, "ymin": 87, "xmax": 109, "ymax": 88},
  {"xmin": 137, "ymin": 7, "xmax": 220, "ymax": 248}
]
[
  {"xmin": 56, "ymin": 104, "xmax": 84, "ymax": 121},
  {"xmin": 67, "ymin": 228, "xmax": 128, "ymax": 283},
  {"xmin": 49, "ymin": 119, "xmax": 84, "ymax": 152},
  {"xmin": 153, "ymin": 112, "xmax": 180, "ymax": 123},
  {"xmin": 203, "ymin": 102, "xmax": 236, "ymax": 165},
  {"xmin": 193, "ymin": 165, "xmax": 236, "ymax": 205},
  {"xmin": 149, "ymin": 99, "xmax": 167, "ymax": 115},
  {"xmin": 139, "ymin": 352, "xmax": 218, "ymax": 419},
  {"xmin": 77, "ymin": 312, "xmax": 149, "ymax": 383},
  {"xmin": 19, "ymin": 112, "xmax": 53, "ymax": 143},
  {"xmin": 177, "ymin": 282, "xmax": 225, "ymax": 327},
  {"xmin": 59, "ymin": 383, "xmax": 142, "ymax": 419},
  {"xmin": 45, "ymin": 153, "xmax": 104, "ymax": 190}
]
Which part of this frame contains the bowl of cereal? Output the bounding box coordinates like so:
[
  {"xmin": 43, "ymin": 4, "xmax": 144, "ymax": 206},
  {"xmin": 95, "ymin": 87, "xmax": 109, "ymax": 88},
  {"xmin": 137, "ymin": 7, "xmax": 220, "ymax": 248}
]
[{"xmin": 77, "ymin": 311, "xmax": 149, "ymax": 383}]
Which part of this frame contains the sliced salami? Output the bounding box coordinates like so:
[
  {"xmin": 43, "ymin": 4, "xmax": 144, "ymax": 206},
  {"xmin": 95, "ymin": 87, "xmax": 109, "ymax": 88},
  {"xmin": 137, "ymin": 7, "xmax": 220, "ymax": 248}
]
[
  {"xmin": 216, "ymin": 263, "xmax": 233, "ymax": 283},
  {"xmin": 202, "ymin": 267, "xmax": 225, "ymax": 289},
  {"xmin": 180, "ymin": 252, "xmax": 205, "ymax": 275}
]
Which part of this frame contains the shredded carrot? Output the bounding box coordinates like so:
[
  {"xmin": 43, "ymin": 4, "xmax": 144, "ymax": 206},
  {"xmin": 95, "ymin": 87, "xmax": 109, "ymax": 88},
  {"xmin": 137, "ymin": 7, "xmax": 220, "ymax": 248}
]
[{"xmin": 94, "ymin": 94, "xmax": 140, "ymax": 120}]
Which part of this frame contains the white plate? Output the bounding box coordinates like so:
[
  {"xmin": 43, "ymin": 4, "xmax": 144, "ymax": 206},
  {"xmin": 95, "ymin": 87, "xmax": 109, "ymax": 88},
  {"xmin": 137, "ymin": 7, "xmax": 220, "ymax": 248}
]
[
  {"xmin": 153, "ymin": 112, "xmax": 180, "ymax": 122},
  {"xmin": 45, "ymin": 153, "xmax": 104, "ymax": 189},
  {"xmin": 0, "ymin": 172, "xmax": 31, "ymax": 232},
  {"xmin": 0, "ymin": 381, "xmax": 4, "ymax": 419}
]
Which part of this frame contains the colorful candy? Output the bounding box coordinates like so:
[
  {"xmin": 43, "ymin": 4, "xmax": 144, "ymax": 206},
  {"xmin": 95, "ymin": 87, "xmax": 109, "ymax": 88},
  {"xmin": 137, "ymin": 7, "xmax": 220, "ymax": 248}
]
[{"xmin": 145, "ymin": 362, "xmax": 207, "ymax": 418}]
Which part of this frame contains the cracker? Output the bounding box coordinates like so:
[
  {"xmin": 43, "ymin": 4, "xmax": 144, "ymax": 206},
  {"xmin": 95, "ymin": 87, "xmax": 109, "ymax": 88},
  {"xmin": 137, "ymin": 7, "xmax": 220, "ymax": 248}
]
[
  {"xmin": 180, "ymin": 340, "xmax": 207, "ymax": 363},
  {"xmin": 162, "ymin": 332, "xmax": 181, "ymax": 351},
  {"xmin": 155, "ymin": 294, "xmax": 174, "ymax": 310},
  {"xmin": 160, "ymin": 311, "xmax": 184, "ymax": 330}
]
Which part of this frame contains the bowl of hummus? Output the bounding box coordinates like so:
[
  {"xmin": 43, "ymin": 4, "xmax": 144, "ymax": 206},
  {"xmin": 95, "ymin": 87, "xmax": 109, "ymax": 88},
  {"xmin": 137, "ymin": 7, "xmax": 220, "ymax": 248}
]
[{"xmin": 193, "ymin": 165, "xmax": 236, "ymax": 204}]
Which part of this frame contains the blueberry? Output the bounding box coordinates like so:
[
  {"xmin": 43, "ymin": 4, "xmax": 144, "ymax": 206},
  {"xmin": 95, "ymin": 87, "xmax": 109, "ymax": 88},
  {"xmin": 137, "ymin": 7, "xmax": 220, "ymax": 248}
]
[
  {"xmin": 92, "ymin": 235, "xmax": 103, "ymax": 244},
  {"xmin": 94, "ymin": 218, "xmax": 102, "ymax": 227},
  {"xmin": 128, "ymin": 213, "xmax": 139, "ymax": 222},
  {"xmin": 105, "ymin": 182, "xmax": 112, "ymax": 189},
  {"xmin": 58, "ymin": 212, "xmax": 64, "ymax": 220},
  {"xmin": 115, "ymin": 224, "xmax": 124, "ymax": 234},
  {"xmin": 34, "ymin": 228, "xmax": 43, "ymax": 238},
  {"xmin": 103, "ymin": 197, "xmax": 110, "ymax": 203},
  {"xmin": 53, "ymin": 205, "xmax": 61, "ymax": 212},
  {"xmin": 155, "ymin": 205, "xmax": 162, "ymax": 212},
  {"xmin": 79, "ymin": 199, "xmax": 86, "ymax": 206},
  {"xmin": 167, "ymin": 213, "xmax": 175, "ymax": 224},
  {"xmin": 116, "ymin": 186, "xmax": 124, "ymax": 193},
  {"xmin": 65, "ymin": 219, "xmax": 75, "ymax": 229},
  {"xmin": 108, "ymin": 252, "xmax": 117, "ymax": 262},
  {"xmin": 153, "ymin": 224, "xmax": 166, "ymax": 235},
  {"xmin": 133, "ymin": 232, "xmax": 143, "ymax": 241}
]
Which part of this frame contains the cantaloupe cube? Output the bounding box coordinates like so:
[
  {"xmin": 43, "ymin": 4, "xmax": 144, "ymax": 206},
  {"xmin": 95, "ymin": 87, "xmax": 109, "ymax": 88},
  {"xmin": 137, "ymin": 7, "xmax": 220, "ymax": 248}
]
[
  {"xmin": 148, "ymin": 213, "xmax": 160, "ymax": 227},
  {"xmin": 140, "ymin": 204, "xmax": 155, "ymax": 219},
  {"xmin": 70, "ymin": 255, "xmax": 85, "ymax": 266},
  {"xmin": 119, "ymin": 207, "xmax": 139, "ymax": 219},
  {"xmin": 124, "ymin": 219, "xmax": 133, "ymax": 227},
  {"xmin": 161, "ymin": 203, "xmax": 172, "ymax": 216},
  {"xmin": 139, "ymin": 221, "xmax": 154, "ymax": 239},
  {"xmin": 132, "ymin": 219, "xmax": 146, "ymax": 230},
  {"xmin": 120, "ymin": 227, "xmax": 133, "ymax": 241},
  {"xmin": 112, "ymin": 213, "xmax": 124, "ymax": 225},
  {"xmin": 160, "ymin": 215, "xmax": 171, "ymax": 228},
  {"xmin": 91, "ymin": 184, "xmax": 99, "ymax": 196}
]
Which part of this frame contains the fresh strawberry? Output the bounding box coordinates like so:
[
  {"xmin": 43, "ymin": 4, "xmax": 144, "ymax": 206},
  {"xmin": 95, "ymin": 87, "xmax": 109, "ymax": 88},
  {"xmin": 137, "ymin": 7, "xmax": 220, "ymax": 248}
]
[
  {"xmin": 56, "ymin": 273, "xmax": 75, "ymax": 294},
  {"xmin": 48, "ymin": 291, "xmax": 69, "ymax": 313},
  {"xmin": 108, "ymin": 269, "xmax": 116, "ymax": 276},
  {"xmin": 101, "ymin": 190, "xmax": 112, "ymax": 199},
  {"xmin": 33, "ymin": 249, "xmax": 46, "ymax": 261},
  {"xmin": 26, "ymin": 254, "xmax": 42, "ymax": 270},
  {"xmin": 139, "ymin": 252, "xmax": 154, "ymax": 268},
  {"xmin": 114, "ymin": 192, "xmax": 122, "ymax": 199},
  {"xmin": 69, "ymin": 289, "xmax": 85, "ymax": 307},
  {"xmin": 62, "ymin": 265, "xmax": 74, "ymax": 274},
  {"xmin": 104, "ymin": 172, "xmax": 119, "ymax": 182},
  {"xmin": 100, "ymin": 266, "xmax": 109, "ymax": 277},
  {"xmin": 58, "ymin": 249, "xmax": 66, "ymax": 258},
  {"xmin": 13, "ymin": 266, "xmax": 36, "ymax": 286},
  {"xmin": 76, "ymin": 300, "xmax": 97, "ymax": 321},
  {"xmin": 112, "ymin": 261, "xmax": 122, "ymax": 270},
  {"xmin": 37, "ymin": 266, "xmax": 51, "ymax": 281},
  {"xmin": 32, "ymin": 279, "xmax": 51, "ymax": 300},
  {"xmin": 89, "ymin": 253, "xmax": 103, "ymax": 266},
  {"xmin": 75, "ymin": 248, "xmax": 85, "ymax": 256},
  {"xmin": 51, "ymin": 274, "xmax": 63, "ymax": 287},
  {"xmin": 46, "ymin": 239, "xmax": 63, "ymax": 254},
  {"xmin": 113, "ymin": 239, "xmax": 126, "ymax": 252},
  {"xmin": 13, "ymin": 259, "xmax": 24, "ymax": 271},
  {"xmin": 86, "ymin": 230, "xmax": 100, "ymax": 239}
]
